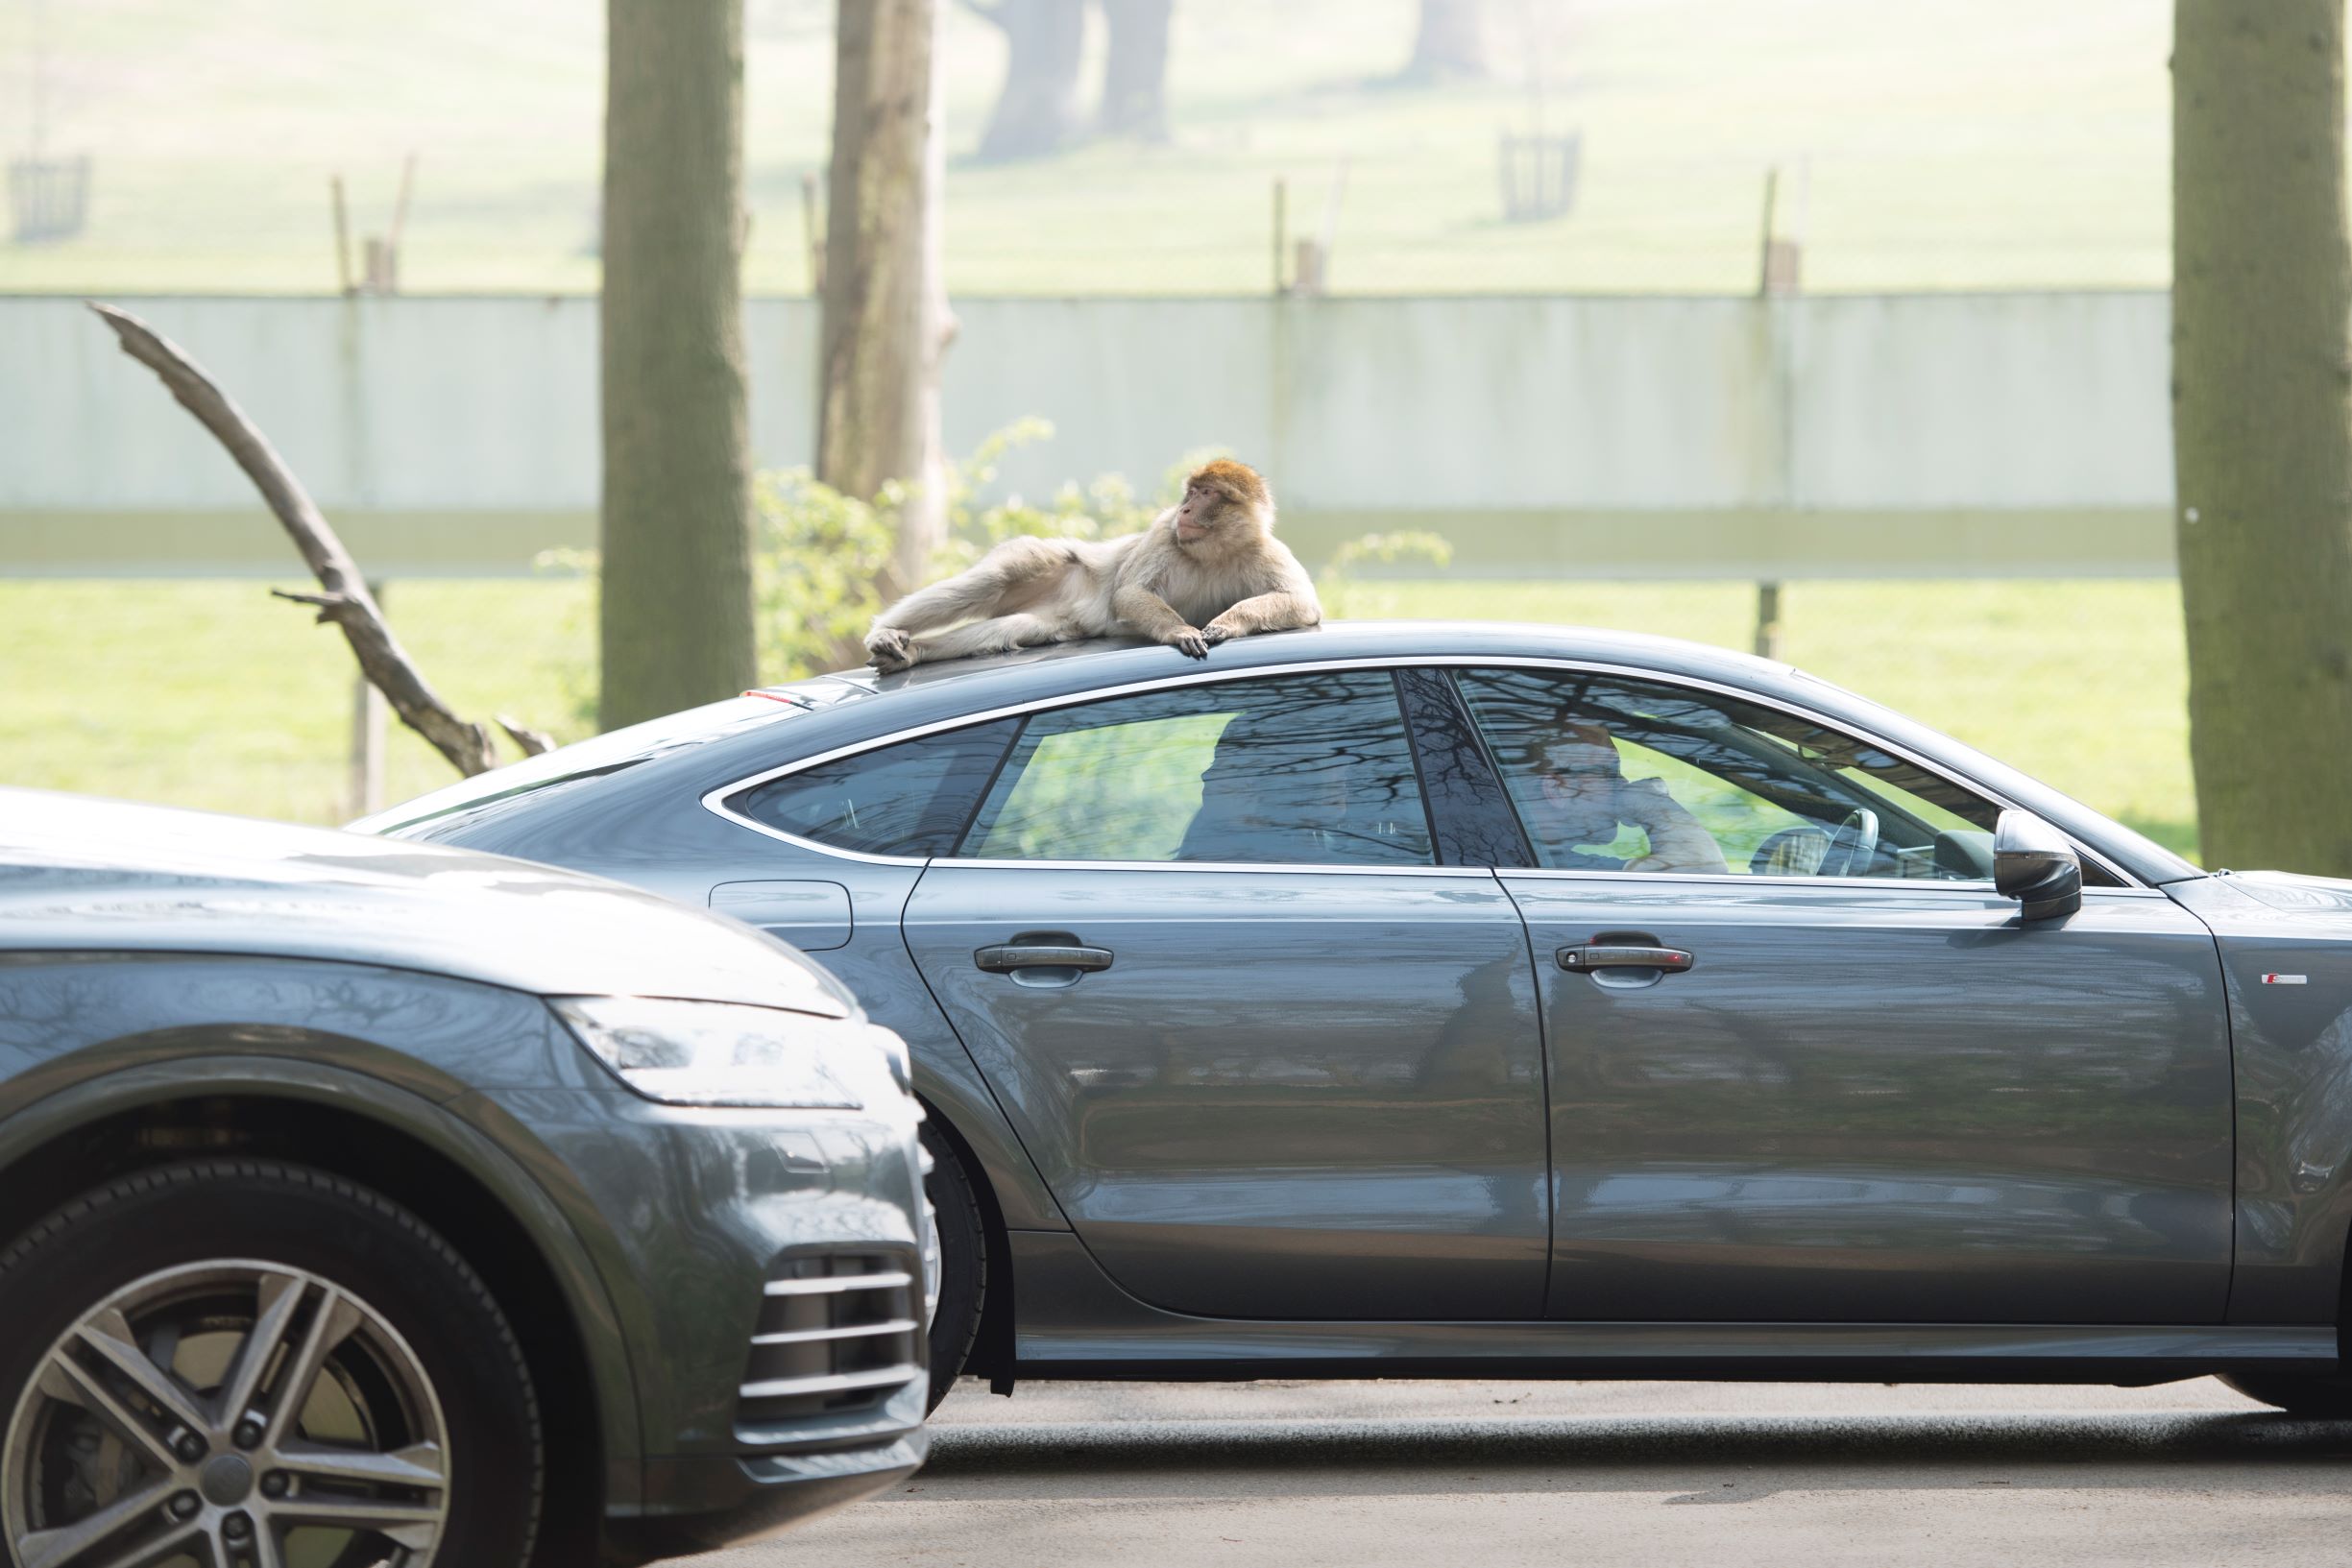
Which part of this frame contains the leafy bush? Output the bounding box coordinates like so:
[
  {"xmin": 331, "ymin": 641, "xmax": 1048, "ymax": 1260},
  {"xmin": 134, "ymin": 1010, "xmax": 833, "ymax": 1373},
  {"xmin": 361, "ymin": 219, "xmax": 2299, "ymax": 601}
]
[
  {"xmin": 754, "ymin": 419, "xmax": 1196, "ymax": 681},
  {"xmin": 551, "ymin": 422, "xmax": 1456, "ymax": 713}
]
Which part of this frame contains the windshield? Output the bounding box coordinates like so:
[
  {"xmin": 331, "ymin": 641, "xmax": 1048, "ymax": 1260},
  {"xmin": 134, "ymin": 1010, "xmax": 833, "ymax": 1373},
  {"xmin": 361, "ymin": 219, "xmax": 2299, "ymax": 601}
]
[{"xmin": 348, "ymin": 687, "xmax": 849, "ymax": 837}]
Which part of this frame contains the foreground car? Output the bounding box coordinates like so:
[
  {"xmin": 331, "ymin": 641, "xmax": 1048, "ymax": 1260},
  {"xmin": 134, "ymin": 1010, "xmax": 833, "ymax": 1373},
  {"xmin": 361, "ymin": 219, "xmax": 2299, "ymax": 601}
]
[
  {"xmin": 360, "ymin": 620, "xmax": 2352, "ymax": 1416},
  {"xmin": 0, "ymin": 791, "xmax": 929, "ymax": 1567}
]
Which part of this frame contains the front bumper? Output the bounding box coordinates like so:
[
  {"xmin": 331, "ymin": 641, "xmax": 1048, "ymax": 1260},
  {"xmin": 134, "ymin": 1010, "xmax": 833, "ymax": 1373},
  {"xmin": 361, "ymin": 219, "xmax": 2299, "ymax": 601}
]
[{"xmin": 461, "ymin": 1080, "xmax": 930, "ymax": 1556}]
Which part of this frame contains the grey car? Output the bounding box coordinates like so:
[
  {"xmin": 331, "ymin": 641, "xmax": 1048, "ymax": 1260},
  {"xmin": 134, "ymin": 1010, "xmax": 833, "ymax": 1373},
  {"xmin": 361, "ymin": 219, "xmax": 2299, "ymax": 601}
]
[
  {"xmin": 0, "ymin": 790, "xmax": 930, "ymax": 1567},
  {"xmin": 360, "ymin": 620, "xmax": 2352, "ymax": 1417}
]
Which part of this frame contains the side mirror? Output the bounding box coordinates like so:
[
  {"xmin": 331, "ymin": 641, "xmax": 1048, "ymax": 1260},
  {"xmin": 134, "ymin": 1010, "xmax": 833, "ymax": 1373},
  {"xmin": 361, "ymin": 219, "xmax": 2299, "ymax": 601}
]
[{"xmin": 1995, "ymin": 809, "xmax": 2081, "ymax": 922}]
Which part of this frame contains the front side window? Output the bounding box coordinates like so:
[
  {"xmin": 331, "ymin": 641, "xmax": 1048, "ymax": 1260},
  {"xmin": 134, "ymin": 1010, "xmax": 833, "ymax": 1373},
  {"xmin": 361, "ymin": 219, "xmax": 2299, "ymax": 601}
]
[
  {"xmin": 961, "ymin": 672, "xmax": 1434, "ymax": 866},
  {"xmin": 1455, "ymin": 667, "xmax": 2027, "ymax": 881}
]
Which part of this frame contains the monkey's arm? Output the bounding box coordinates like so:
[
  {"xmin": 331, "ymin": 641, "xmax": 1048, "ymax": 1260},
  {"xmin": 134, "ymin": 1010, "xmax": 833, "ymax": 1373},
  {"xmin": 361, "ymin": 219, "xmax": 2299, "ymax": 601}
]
[
  {"xmin": 1202, "ymin": 587, "xmax": 1321, "ymax": 642},
  {"xmin": 1110, "ymin": 581, "xmax": 1211, "ymax": 660}
]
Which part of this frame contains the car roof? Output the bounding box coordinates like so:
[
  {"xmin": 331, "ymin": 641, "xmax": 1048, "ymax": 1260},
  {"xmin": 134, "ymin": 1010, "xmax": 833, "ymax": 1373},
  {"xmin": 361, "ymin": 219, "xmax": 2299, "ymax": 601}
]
[
  {"xmin": 372, "ymin": 617, "xmax": 2203, "ymax": 888},
  {"xmin": 783, "ymin": 618, "xmax": 1803, "ymax": 707}
]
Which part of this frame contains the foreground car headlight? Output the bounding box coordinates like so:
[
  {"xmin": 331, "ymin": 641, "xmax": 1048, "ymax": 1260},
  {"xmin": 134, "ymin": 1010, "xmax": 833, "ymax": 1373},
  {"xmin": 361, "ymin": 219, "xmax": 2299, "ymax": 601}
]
[{"xmin": 551, "ymin": 996, "xmax": 909, "ymax": 1108}]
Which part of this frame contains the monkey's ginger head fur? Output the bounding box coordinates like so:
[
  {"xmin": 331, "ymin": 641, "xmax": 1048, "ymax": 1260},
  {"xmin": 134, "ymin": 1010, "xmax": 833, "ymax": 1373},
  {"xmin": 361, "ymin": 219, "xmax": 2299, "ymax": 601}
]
[{"xmin": 1172, "ymin": 459, "xmax": 1275, "ymax": 550}]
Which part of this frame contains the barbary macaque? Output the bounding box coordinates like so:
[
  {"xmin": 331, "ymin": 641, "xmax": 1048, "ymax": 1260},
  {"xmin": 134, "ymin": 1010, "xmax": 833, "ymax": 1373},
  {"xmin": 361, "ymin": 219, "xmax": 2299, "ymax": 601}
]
[{"xmin": 862, "ymin": 459, "xmax": 1321, "ymax": 673}]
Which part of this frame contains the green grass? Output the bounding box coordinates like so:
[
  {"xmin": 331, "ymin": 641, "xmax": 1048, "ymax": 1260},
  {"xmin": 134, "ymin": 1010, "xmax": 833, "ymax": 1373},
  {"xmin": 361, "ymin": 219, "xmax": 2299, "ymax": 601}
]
[
  {"xmin": 0, "ymin": 0, "xmax": 2174, "ymax": 296},
  {"xmin": 0, "ymin": 576, "xmax": 2197, "ymax": 857},
  {"xmin": 0, "ymin": 579, "xmax": 596, "ymax": 826}
]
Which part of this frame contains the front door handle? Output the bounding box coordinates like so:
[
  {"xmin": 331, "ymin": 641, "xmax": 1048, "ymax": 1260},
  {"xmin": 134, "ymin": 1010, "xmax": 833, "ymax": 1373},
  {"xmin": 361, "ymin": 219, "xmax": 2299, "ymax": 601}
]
[
  {"xmin": 1558, "ymin": 945, "xmax": 1693, "ymax": 974},
  {"xmin": 976, "ymin": 944, "xmax": 1114, "ymax": 974}
]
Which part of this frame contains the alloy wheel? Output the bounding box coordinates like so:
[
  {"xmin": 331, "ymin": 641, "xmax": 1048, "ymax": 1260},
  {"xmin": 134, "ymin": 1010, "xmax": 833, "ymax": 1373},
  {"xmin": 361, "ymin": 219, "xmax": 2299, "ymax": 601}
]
[{"xmin": 3, "ymin": 1258, "xmax": 449, "ymax": 1568}]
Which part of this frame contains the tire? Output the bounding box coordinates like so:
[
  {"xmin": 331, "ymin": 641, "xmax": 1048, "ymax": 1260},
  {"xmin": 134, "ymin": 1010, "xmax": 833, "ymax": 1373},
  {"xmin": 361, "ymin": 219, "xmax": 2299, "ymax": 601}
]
[
  {"xmin": 923, "ymin": 1124, "xmax": 988, "ymax": 1412},
  {"xmin": 2221, "ymin": 1371, "xmax": 2352, "ymax": 1418},
  {"xmin": 0, "ymin": 1159, "xmax": 541, "ymax": 1568}
]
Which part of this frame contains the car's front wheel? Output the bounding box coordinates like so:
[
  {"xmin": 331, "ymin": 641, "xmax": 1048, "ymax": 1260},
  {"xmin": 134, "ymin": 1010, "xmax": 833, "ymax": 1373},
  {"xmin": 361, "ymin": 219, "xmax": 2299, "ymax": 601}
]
[
  {"xmin": 2222, "ymin": 1371, "xmax": 2352, "ymax": 1418},
  {"xmin": 0, "ymin": 1160, "xmax": 542, "ymax": 1568}
]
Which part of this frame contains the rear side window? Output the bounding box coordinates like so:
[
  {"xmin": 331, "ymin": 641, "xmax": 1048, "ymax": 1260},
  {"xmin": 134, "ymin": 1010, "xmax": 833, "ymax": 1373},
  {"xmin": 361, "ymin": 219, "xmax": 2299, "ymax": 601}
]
[
  {"xmin": 959, "ymin": 671, "xmax": 1434, "ymax": 866},
  {"xmin": 731, "ymin": 719, "xmax": 1018, "ymax": 857}
]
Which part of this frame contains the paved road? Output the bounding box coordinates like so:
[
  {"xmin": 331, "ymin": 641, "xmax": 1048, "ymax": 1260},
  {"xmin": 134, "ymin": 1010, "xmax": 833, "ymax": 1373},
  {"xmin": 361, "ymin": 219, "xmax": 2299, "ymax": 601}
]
[{"xmin": 693, "ymin": 1378, "xmax": 2352, "ymax": 1567}]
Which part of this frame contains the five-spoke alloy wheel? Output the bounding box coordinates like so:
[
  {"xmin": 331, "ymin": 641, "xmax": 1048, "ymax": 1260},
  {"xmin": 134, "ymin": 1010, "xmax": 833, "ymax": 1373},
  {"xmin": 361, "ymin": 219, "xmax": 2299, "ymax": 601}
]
[{"xmin": 0, "ymin": 1161, "xmax": 541, "ymax": 1568}]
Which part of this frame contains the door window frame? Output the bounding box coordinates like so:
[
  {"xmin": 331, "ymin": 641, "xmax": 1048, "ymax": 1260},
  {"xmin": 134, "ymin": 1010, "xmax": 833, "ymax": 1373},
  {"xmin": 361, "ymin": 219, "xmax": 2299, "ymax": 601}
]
[{"xmin": 702, "ymin": 657, "xmax": 2149, "ymax": 890}]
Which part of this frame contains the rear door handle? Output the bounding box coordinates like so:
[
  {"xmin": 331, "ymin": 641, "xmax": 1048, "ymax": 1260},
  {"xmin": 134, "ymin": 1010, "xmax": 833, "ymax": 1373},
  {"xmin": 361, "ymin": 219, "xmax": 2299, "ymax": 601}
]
[
  {"xmin": 976, "ymin": 944, "xmax": 1114, "ymax": 974},
  {"xmin": 1558, "ymin": 945, "xmax": 1693, "ymax": 974}
]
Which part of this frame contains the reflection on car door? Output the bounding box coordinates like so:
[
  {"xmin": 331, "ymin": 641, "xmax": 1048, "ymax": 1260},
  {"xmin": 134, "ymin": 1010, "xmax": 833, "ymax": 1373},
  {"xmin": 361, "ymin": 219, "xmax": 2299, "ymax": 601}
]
[
  {"xmin": 901, "ymin": 669, "xmax": 1550, "ymax": 1320},
  {"xmin": 1452, "ymin": 665, "xmax": 2235, "ymax": 1324}
]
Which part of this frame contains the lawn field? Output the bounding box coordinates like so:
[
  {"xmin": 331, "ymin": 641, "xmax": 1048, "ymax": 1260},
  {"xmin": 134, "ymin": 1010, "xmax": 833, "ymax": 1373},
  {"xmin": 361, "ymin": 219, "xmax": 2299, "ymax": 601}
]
[
  {"xmin": 0, "ymin": 0, "xmax": 2172, "ymax": 296},
  {"xmin": 0, "ymin": 577, "xmax": 2197, "ymax": 857}
]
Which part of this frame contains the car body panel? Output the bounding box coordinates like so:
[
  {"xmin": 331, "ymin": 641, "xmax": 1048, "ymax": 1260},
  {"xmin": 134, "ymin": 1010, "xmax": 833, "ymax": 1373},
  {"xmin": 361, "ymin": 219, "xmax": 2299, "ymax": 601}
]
[
  {"xmin": 903, "ymin": 864, "xmax": 1549, "ymax": 1317},
  {"xmin": 0, "ymin": 793, "xmax": 934, "ymax": 1555},
  {"xmin": 1005, "ymin": 1228, "xmax": 2328, "ymax": 1380},
  {"xmin": 0, "ymin": 789, "xmax": 856, "ymax": 1018},
  {"xmin": 455, "ymin": 1086, "xmax": 926, "ymax": 1459},
  {"xmin": 362, "ymin": 622, "xmax": 2352, "ymax": 1382},
  {"xmin": 2165, "ymin": 871, "xmax": 2352, "ymax": 1325},
  {"xmin": 0, "ymin": 1025, "xmax": 647, "ymax": 1507},
  {"xmin": 711, "ymin": 879, "xmax": 856, "ymax": 951},
  {"xmin": 380, "ymin": 758, "xmax": 1076, "ymax": 1233},
  {"xmin": 1506, "ymin": 876, "xmax": 2235, "ymax": 1322}
]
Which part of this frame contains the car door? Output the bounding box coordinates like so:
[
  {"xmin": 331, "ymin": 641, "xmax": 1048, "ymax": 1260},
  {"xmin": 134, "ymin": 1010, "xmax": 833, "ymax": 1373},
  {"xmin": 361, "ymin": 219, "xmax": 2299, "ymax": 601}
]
[
  {"xmin": 1446, "ymin": 663, "xmax": 2235, "ymax": 1325},
  {"xmin": 900, "ymin": 667, "xmax": 1550, "ymax": 1320}
]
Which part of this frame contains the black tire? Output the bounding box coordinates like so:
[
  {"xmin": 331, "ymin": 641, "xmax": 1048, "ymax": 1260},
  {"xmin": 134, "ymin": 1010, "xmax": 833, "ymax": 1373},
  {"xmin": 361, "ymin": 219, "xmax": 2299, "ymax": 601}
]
[
  {"xmin": 0, "ymin": 1159, "xmax": 542, "ymax": 1567},
  {"xmin": 923, "ymin": 1124, "xmax": 988, "ymax": 1412},
  {"xmin": 2222, "ymin": 1371, "xmax": 2352, "ymax": 1418}
]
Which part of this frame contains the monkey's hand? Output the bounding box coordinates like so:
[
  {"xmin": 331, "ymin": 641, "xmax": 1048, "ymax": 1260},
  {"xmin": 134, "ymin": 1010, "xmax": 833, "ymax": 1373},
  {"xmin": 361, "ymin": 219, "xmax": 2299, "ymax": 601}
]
[
  {"xmin": 865, "ymin": 626, "xmax": 917, "ymax": 674},
  {"xmin": 1164, "ymin": 625, "xmax": 1212, "ymax": 660},
  {"xmin": 1200, "ymin": 616, "xmax": 1240, "ymax": 646}
]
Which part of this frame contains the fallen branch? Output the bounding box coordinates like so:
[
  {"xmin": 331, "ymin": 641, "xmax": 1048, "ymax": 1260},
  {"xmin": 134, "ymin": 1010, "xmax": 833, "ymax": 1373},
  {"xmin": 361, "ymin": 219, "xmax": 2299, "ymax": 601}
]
[{"xmin": 91, "ymin": 302, "xmax": 504, "ymax": 777}]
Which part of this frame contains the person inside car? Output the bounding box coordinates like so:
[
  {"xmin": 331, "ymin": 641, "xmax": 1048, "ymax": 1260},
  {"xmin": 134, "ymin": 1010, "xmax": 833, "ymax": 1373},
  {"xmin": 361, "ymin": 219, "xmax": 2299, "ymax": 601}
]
[{"xmin": 1524, "ymin": 718, "xmax": 1731, "ymax": 874}]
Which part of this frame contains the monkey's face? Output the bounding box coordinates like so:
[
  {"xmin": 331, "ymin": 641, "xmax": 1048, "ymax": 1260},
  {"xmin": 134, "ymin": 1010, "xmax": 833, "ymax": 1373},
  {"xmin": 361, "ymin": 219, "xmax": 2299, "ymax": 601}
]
[{"xmin": 1174, "ymin": 478, "xmax": 1224, "ymax": 546}]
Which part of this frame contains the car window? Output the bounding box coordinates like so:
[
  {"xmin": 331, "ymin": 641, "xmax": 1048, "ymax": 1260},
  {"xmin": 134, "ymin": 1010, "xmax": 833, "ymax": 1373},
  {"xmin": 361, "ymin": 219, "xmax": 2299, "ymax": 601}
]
[
  {"xmin": 730, "ymin": 718, "xmax": 1019, "ymax": 857},
  {"xmin": 352, "ymin": 691, "xmax": 822, "ymax": 836},
  {"xmin": 1455, "ymin": 667, "xmax": 2059, "ymax": 881},
  {"xmin": 960, "ymin": 672, "xmax": 1434, "ymax": 866}
]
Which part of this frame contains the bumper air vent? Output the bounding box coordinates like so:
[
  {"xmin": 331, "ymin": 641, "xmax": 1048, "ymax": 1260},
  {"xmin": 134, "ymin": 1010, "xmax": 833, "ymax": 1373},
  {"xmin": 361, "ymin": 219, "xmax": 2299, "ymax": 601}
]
[{"xmin": 736, "ymin": 1247, "xmax": 928, "ymax": 1450}]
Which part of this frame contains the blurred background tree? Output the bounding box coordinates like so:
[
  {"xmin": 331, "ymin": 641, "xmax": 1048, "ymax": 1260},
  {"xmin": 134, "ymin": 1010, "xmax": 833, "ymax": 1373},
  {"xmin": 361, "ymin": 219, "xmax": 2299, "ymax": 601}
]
[
  {"xmin": 819, "ymin": 0, "xmax": 952, "ymax": 613},
  {"xmin": 2171, "ymin": 0, "xmax": 2352, "ymax": 873},
  {"xmin": 598, "ymin": 0, "xmax": 757, "ymax": 729}
]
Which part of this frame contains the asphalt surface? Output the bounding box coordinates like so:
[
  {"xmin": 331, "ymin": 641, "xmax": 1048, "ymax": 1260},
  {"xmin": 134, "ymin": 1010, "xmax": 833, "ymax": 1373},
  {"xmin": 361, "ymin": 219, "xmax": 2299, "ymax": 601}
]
[{"xmin": 693, "ymin": 1378, "xmax": 2352, "ymax": 1567}]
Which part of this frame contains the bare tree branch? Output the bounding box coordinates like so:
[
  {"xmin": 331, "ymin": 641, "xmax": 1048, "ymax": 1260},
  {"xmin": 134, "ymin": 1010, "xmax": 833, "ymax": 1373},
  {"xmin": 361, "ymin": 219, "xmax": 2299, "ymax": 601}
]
[
  {"xmin": 90, "ymin": 302, "xmax": 502, "ymax": 777},
  {"xmin": 496, "ymin": 714, "xmax": 558, "ymax": 757}
]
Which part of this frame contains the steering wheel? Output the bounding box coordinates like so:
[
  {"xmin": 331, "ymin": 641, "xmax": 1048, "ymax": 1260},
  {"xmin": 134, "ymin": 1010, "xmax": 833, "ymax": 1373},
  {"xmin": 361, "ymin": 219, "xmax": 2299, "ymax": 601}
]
[{"xmin": 1822, "ymin": 807, "xmax": 1880, "ymax": 878}]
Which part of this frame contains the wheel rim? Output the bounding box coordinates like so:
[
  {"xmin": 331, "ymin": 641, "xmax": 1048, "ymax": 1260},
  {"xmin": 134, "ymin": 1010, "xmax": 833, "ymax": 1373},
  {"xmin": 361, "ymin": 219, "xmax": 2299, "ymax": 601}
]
[
  {"xmin": 919, "ymin": 1194, "xmax": 943, "ymax": 1332},
  {"xmin": 3, "ymin": 1259, "xmax": 451, "ymax": 1568}
]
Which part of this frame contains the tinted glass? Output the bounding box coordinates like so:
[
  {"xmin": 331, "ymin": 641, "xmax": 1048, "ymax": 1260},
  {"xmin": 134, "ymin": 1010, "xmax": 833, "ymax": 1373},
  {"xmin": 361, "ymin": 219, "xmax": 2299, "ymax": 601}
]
[
  {"xmin": 961, "ymin": 672, "xmax": 1434, "ymax": 865},
  {"xmin": 1457, "ymin": 667, "xmax": 2030, "ymax": 881},
  {"xmin": 732, "ymin": 718, "xmax": 1019, "ymax": 857}
]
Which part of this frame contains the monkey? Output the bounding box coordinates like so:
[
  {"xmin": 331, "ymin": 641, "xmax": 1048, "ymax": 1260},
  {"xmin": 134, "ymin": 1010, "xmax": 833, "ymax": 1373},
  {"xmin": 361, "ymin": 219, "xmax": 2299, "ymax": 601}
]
[{"xmin": 861, "ymin": 458, "xmax": 1321, "ymax": 673}]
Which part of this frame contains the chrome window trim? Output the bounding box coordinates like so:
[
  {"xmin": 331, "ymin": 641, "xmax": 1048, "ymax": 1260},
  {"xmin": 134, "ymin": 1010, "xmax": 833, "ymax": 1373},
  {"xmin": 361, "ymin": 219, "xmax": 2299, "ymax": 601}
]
[
  {"xmin": 1497, "ymin": 867, "xmax": 2171, "ymax": 898},
  {"xmin": 699, "ymin": 655, "xmax": 2146, "ymax": 889}
]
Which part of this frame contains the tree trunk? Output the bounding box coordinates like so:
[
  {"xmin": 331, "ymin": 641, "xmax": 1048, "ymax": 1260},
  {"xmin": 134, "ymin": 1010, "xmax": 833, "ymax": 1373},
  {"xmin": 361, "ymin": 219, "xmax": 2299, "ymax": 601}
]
[
  {"xmin": 1399, "ymin": 0, "xmax": 1488, "ymax": 83},
  {"xmin": 2172, "ymin": 0, "xmax": 2352, "ymax": 873},
  {"xmin": 599, "ymin": 0, "xmax": 758, "ymax": 731},
  {"xmin": 972, "ymin": 0, "xmax": 1086, "ymax": 163},
  {"xmin": 821, "ymin": 0, "xmax": 951, "ymax": 596},
  {"xmin": 1099, "ymin": 0, "xmax": 1173, "ymax": 141}
]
